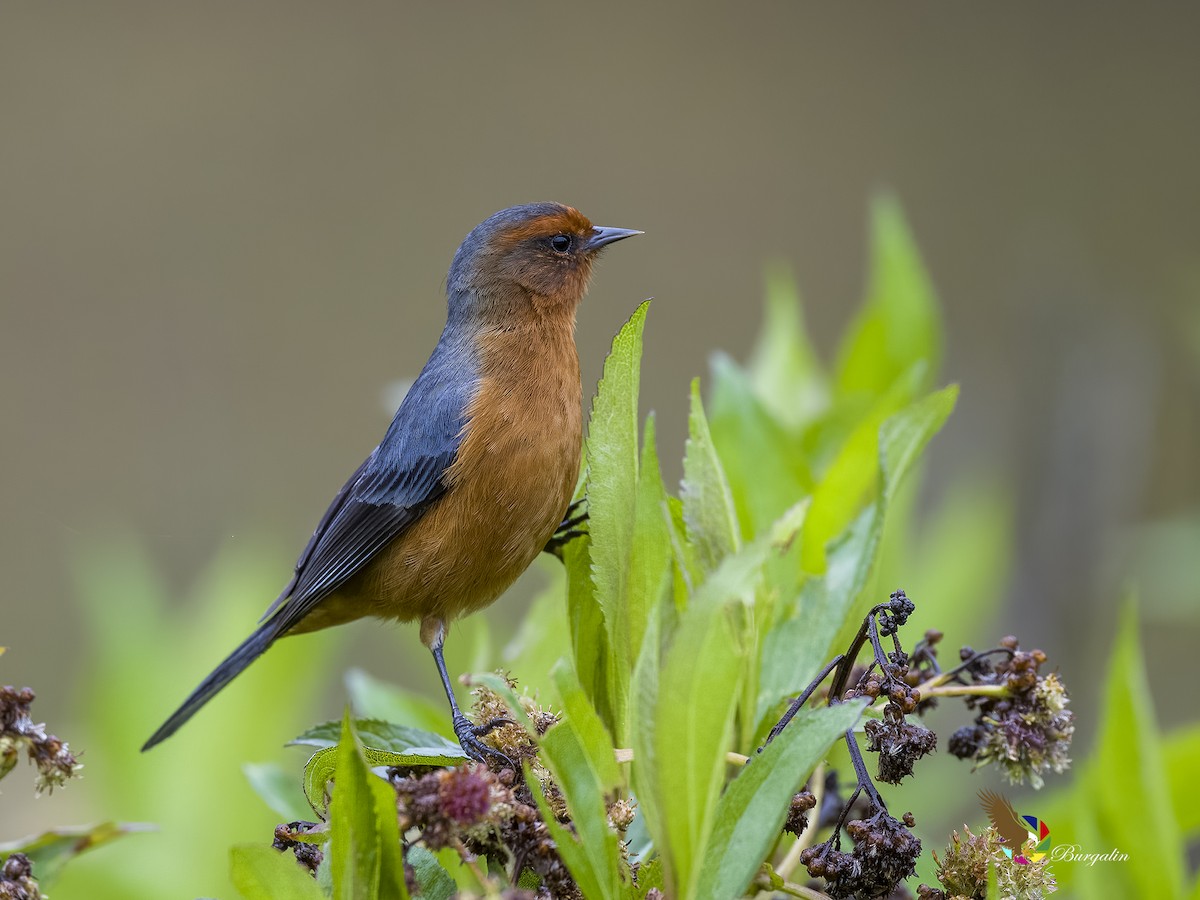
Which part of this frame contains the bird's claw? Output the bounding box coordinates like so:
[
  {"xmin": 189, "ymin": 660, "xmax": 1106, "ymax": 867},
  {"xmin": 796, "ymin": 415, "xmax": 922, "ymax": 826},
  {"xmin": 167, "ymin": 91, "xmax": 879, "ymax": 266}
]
[
  {"xmin": 452, "ymin": 713, "xmax": 516, "ymax": 769},
  {"xmin": 472, "ymin": 715, "xmax": 515, "ymax": 736},
  {"xmin": 544, "ymin": 499, "xmax": 589, "ymax": 558}
]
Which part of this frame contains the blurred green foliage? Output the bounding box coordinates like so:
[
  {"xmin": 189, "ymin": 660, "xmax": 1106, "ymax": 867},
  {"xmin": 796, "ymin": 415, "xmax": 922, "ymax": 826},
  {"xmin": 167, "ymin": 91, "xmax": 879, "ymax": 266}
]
[
  {"xmin": 35, "ymin": 537, "xmax": 341, "ymax": 899},
  {"xmin": 1035, "ymin": 598, "xmax": 1198, "ymax": 898},
  {"xmin": 4, "ymin": 196, "xmax": 1197, "ymax": 898}
]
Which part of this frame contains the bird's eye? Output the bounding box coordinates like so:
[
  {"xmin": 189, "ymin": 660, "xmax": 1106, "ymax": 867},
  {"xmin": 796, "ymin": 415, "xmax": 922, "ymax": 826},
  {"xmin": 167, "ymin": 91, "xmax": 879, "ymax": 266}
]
[{"xmin": 549, "ymin": 234, "xmax": 572, "ymax": 253}]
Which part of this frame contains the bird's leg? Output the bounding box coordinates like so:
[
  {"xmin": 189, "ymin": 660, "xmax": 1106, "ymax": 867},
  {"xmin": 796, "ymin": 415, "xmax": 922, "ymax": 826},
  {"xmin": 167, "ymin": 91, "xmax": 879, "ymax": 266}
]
[
  {"xmin": 432, "ymin": 645, "xmax": 515, "ymax": 767},
  {"xmin": 424, "ymin": 617, "xmax": 515, "ymax": 768},
  {"xmin": 544, "ymin": 497, "xmax": 588, "ymax": 558}
]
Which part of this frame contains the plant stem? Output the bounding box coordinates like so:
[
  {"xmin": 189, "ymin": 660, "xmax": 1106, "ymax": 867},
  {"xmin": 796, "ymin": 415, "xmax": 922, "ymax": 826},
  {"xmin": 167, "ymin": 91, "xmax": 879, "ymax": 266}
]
[
  {"xmin": 915, "ymin": 647, "xmax": 1015, "ymax": 694},
  {"xmin": 918, "ymin": 683, "xmax": 1009, "ymax": 699},
  {"xmin": 777, "ymin": 878, "xmax": 833, "ymax": 899},
  {"xmin": 763, "ymin": 655, "xmax": 844, "ymax": 747},
  {"xmin": 843, "ymin": 730, "xmax": 885, "ymax": 812}
]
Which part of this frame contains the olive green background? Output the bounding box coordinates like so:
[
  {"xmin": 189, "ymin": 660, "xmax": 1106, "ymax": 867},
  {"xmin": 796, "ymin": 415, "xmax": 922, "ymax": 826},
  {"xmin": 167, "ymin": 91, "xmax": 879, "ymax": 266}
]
[{"xmin": 2, "ymin": 0, "xmax": 1197, "ymax": 870}]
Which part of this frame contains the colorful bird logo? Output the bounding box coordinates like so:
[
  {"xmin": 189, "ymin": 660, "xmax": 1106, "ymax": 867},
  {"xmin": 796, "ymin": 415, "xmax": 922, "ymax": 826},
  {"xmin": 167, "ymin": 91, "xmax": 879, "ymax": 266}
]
[{"xmin": 978, "ymin": 789, "xmax": 1052, "ymax": 864}]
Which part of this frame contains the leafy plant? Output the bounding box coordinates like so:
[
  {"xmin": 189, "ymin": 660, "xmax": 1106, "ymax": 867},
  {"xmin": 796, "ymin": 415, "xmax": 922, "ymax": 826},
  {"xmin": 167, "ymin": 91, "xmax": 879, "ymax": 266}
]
[{"xmin": 232, "ymin": 197, "xmax": 1021, "ymax": 900}]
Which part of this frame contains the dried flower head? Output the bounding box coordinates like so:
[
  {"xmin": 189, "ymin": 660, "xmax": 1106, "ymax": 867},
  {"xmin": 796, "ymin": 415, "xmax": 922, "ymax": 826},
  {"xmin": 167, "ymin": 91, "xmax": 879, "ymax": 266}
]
[
  {"xmin": 949, "ymin": 643, "xmax": 1074, "ymax": 787},
  {"xmin": 388, "ymin": 759, "xmax": 582, "ymax": 899},
  {"xmin": 865, "ymin": 715, "xmax": 938, "ymax": 784},
  {"xmin": 783, "ymin": 788, "xmax": 817, "ymax": 836},
  {"xmin": 0, "ymin": 853, "xmax": 42, "ymax": 900},
  {"xmin": 800, "ymin": 808, "xmax": 921, "ymax": 899},
  {"xmin": 467, "ymin": 673, "xmax": 559, "ymax": 770},
  {"xmin": 437, "ymin": 766, "xmax": 492, "ymax": 825},
  {"xmin": 0, "ymin": 686, "xmax": 82, "ymax": 794},
  {"xmin": 272, "ymin": 822, "xmax": 324, "ymax": 876},
  {"xmin": 849, "ymin": 644, "xmax": 937, "ymax": 784},
  {"xmin": 928, "ymin": 824, "xmax": 1057, "ymax": 899},
  {"xmin": 607, "ymin": 797, "xmax": 636, "ymax": 832}
]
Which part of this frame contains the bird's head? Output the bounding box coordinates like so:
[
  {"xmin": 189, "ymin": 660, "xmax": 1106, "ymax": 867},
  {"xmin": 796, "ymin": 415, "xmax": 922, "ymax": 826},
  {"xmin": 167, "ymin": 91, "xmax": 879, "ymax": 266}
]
[{"xmin": 447, "ymin": 203, "xmax": 640, "ymax": 319}]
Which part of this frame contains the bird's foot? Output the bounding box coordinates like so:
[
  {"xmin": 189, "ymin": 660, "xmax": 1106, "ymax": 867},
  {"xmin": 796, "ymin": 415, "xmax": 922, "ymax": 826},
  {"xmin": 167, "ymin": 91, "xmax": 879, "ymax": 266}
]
[
  {"xmin": 452, "ymin": 713, "xmax": 516, "ymax": 769},
  {"xmin": 544, "ymin": 499, "xmax": 589, "ymax": 558}
]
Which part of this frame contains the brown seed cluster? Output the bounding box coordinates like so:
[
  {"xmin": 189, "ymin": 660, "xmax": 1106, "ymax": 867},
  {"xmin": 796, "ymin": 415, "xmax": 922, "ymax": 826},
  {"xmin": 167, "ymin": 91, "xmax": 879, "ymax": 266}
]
[
  {"xmin": 837, "ymin": 595, "xmax": 939, "ymax": 786},
  {"xmin": 783, "ymin": 788, "xmax": 817, "ymax": 837},
  {"xmin": 855, "ymin": 651, "xmax": 938, "ymax": 785},
  {"xmin": 377, "ymin": 675, "xmax": 593, "ymax": 899},
  {"xmin": 0, "ymin": 853, "xmax": 41, "ymax": 900},
  {"xmin": 771, "ymin": 590, "xmax": 1073, "ymax": 900},
  {"xmin": 388, "ymin": 760, "xmax": 582, "ymax": 899},
  {"xmin": 271, "ymin": 822, "xmax": 324, "ymax": 876},
  {"xmin": 0, "ymin": 686, "xmax": 81, "ymax": 794},
  {"xmin": 799, "ymin": 808, "xmax": 921, "ymax": 899},
  {"xmin": 391, "ymin": 764, "xmax": 493, "ymax": 850}
]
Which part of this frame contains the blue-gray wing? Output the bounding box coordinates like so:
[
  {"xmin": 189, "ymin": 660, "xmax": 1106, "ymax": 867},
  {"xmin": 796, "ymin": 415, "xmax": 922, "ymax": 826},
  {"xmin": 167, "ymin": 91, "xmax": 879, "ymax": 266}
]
[{"xmin": 261, "ymin": 348, "xmax": 475, "ymax": 632}]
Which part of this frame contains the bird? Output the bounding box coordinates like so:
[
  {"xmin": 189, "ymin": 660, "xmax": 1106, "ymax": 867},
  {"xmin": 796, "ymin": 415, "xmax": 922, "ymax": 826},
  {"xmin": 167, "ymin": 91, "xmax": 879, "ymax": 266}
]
[
  {"xmin": 142, "ymin": 203, "xmax": 641, "ymax": 761},
  {"xmin": 978, "ymin": 789, "xmax": 1033, "ymax": 862}
]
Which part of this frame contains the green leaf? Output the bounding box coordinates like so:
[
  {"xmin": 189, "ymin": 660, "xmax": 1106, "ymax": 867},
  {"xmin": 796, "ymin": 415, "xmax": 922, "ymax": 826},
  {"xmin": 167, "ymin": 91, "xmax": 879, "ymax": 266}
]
[
  {"xmin": 1083, "ymin": 597, "xmax": 1185, "ymax": 896},
  {"xmin": 682, "ymin": 379, "xmax": 741, "ymax": 574},
  {"xmin": 230, "ymin": 844, "xmax": 325, "ymax": 900},
  {"xmin": 329, "ymin": 711, "xmax": 409, "ymax": 900},
  {"xmin": 532, "ymin": 662, "xmax": 625, "ymax": 900},
  {"xmin": 1165, "ymin": 724, "xmax": 1200, "ymax": 837},
  {"xmin": 585, "ymin": 299, "xmax": 651, "ymax": 733},
  {"xmin": 746, "ymin": 264, "xmax": 828, "ymax": 430},
  {"xmin": 616, "ymin": 414, "xmax": 672, "ymax": 735},
  {"xmin": 761, "ymin": 502, "xmax": 882, "ymax": 735},
  {"xmin": 565, "ymin": 533, "xmax": 609, "ymax": 723},
  {"xmin": 299, "ymin": 718, "xmax": 465, "ymax": 813},
  {"xmin": 835, "ymin": 193, "xmax": 941, "ymax": 398},
  {"xmin": 826, "ymin": 385, "xmax": 959, "ymax": 661},
  {"xmin": 631, "ymin": 571, "xmax": 745, "ymax": 900},
  {"xmin": 696, "ymin": 702, "xmax": 865, "ymax": 900},
  {"xmin": 709, "ymin": 353, "xmax": 811, "ymax": 539},
  {"xmin": 665, "ymin": 494, "xmax": 700, "ymax": 606},
  {"xmin": 345, "ymin": 668, "xmax": 452, "ymax": 737},
  {"xmin": 632, "ymin": 857, "xmax": 664, "ymax": 899},
  {"xmin": 243, "ymin": 762, "xmax": 313, "ymax": 822},
  {"xmin": 0, "ymin": 822, "xmax": 153, "ymax": 888},
  {"xmin": 407, "ymin": 846, "xmax": 457, "ymax": 900},
  {"xmin": 799, "ymin": 364, "xmax": 923, "ymax": 573},
  {"xmin": 304, "ymin": 744, "xmax": 464, "ymax": 818},
  {"xmin": 291, "ymin": 718, "xmax": 462, "ymax": 755},
  {"xmin": 679, "ymin": 499, "xmax": 811, "ymax": 751},
  {"xmin": 628, "ymin": 598, "xmax": 663, "ymax": 854},
  {"xmin": 986, "ymin": 856, "xmax": 1000, "ymax": 900},
  {"xmin": 878, "ymin": 383, "xmax": 959, "ymax": 505}
]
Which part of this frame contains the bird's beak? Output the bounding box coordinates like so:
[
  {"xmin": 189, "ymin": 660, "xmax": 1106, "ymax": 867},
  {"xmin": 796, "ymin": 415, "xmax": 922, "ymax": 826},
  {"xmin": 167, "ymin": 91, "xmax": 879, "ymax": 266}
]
[{"xmin": 587, "ymin": 226, "xmax": 643, "ymax": 251}]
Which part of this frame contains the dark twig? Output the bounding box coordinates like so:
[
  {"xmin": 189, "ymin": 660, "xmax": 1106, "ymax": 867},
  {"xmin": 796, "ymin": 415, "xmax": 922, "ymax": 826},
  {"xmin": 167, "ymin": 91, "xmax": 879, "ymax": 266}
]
[{"xmin": 761, "ymin": 655, "xmax": 845, "ymax": 749}]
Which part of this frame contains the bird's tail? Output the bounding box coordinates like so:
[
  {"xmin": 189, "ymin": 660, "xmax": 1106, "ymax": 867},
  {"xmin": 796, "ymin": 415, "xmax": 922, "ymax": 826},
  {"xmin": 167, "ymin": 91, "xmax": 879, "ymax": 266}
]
[{"xmin": 141, "ymin": 620, "xmax": 281, "ymax": 751}]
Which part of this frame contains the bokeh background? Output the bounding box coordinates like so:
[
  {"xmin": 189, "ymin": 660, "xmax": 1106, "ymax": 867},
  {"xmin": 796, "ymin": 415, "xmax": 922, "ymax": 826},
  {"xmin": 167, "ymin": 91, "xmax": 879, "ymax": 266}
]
[{"xmin": 2, "ymin": 4, "xmax": 1198, "ymax": 897}]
